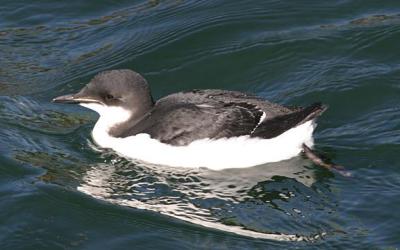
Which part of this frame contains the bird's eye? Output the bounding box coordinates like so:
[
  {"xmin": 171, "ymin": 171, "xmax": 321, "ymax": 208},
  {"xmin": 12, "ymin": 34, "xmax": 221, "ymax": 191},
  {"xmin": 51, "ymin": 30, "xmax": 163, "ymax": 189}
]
[{"xmin": 105, "ymin": 94, "xmax": 114, "ymax": 100}]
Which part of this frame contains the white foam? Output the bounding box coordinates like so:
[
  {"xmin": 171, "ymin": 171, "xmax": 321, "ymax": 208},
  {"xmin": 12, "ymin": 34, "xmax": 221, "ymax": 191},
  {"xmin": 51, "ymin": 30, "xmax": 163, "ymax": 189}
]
[{"xmin": 81, "ymin": 103, "xmax": 315, "ymax": 170}]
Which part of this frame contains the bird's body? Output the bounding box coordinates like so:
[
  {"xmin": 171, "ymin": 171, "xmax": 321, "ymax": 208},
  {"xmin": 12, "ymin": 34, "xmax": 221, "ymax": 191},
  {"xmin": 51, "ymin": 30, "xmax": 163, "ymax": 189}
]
[{"xmin": 54, "ymin": 69, "xmax": 326, "ymax": 170}]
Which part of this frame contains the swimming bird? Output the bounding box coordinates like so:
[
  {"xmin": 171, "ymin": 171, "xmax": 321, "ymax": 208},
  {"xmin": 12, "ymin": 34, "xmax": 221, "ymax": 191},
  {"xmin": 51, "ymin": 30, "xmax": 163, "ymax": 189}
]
[{"xmin": 53, "ymin": 69, "xmax": 327, "ymax": 170}]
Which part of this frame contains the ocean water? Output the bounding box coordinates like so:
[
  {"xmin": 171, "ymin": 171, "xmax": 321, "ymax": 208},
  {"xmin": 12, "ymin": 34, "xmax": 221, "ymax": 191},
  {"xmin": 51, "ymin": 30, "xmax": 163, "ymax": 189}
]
[{"xmin": 1, "ymin": 0, "xmax": 400, "ymax": 249}]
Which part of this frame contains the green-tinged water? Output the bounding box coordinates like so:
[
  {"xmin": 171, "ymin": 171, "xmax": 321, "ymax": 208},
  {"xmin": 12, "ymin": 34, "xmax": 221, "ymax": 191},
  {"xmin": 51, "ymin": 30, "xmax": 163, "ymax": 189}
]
[{"xmin": 1, "ymin": 1, "xmax": 400, "ymax": 249}]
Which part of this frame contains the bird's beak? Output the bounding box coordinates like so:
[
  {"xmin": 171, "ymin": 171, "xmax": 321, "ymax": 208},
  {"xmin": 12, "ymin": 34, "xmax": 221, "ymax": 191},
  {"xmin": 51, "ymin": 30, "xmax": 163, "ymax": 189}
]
[
  {"xmin": 52, "ymin": 94, "xmax": 79, "ymax": 103},
  {"xmin": 52, "ymin": 92, "xmax": 101, "ymax": 104}
]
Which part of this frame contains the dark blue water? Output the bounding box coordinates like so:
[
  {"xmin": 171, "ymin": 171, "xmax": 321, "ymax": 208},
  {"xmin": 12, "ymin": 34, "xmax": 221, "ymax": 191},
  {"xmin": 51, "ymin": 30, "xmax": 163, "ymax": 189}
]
[{"xmin": 1, "ymin": 1, "xmax": 400, "ymax": 249}]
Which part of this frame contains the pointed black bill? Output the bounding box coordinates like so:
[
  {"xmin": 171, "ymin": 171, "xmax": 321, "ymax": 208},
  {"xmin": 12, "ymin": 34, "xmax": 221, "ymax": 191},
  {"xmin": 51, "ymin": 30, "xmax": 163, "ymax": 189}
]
[
  {"xmin": 52, "ymin": 94, "xmax": 79, "ymax": 103},
  {"xmin": 52, "ymin": 93, "xmax": 101, "ymax": 104}
]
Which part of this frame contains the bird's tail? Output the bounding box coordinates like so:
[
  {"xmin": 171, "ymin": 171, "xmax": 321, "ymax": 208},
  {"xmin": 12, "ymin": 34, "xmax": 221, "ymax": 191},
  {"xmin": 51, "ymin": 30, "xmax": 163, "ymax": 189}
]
[
  {"xmin": 251, "ymin": 102, "xmax": 327, "ymax": 139},
  {"xmin": 299, "ymin": 102, "xmax": 328, "ymax": 125}
]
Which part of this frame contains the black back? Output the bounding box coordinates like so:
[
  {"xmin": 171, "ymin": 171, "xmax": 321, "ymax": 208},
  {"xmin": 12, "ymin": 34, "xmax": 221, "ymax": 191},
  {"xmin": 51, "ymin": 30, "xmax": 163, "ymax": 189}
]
[{"xmin": 111, "ymin": 89, "xmax": 326, "ymax": 146}]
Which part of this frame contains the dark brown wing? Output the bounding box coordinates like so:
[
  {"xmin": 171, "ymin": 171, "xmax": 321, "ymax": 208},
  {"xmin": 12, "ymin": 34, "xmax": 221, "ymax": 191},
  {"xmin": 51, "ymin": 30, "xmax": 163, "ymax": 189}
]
[
  {"xmin": 117, "ymin": 101, "xmax": 264, "ymax": 146},
  {"xmin": 157, "ymin": 89, "xmax": 294, "ymax": 119},
  {"xmin": 114, "ymin": 89, "xmax": 326, "ymax": 145}
]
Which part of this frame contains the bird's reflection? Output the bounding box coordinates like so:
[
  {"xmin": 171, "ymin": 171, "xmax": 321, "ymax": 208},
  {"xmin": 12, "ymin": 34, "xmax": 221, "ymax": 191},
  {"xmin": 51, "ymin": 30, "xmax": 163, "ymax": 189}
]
[{"xmin": 77, "ymin": 154, "xmax": 328, "ymax": 241}]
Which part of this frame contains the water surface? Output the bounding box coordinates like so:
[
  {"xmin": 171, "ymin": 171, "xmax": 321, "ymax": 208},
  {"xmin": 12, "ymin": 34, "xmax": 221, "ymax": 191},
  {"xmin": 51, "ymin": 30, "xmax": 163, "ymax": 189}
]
[{"xmin": 1, "ymin": 0, "xmax": 400, "ymax": 249}]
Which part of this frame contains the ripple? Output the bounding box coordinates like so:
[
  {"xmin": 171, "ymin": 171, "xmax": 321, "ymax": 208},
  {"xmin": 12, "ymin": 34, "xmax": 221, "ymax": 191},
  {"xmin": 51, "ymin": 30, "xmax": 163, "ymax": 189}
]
[
  {"xmin": 0, "ymin": 96, "xmax": 88, "ymax": 134},
  {"xmin": 69, "ymin": 154, "xmax": 340, "ymax": 241},
  {"xmin": 320, "ymin": 105, "xmax": 400, "ymax": 147},
  {"xmin": 1, "ymin": 0, "xmax": 400, "ymax": 247}
]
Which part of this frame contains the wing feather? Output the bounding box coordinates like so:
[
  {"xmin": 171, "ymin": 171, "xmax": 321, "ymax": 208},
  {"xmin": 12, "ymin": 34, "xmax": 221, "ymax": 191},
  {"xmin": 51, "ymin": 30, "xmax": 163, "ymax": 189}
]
[{"xmin": 118, "ymin": 101, "xmax": 263, "ymax": 146}]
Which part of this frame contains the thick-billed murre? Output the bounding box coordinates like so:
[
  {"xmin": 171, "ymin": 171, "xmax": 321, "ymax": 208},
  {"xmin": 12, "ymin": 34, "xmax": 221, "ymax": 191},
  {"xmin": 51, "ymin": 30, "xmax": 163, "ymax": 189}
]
[{"xmin": 53, "ymin": 69, "xmax": 330, "ymax": 170}]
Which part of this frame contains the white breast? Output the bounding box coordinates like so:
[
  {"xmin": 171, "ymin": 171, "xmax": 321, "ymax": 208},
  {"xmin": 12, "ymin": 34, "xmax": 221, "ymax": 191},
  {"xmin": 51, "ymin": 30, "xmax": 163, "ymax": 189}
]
[{"xmin": 80, "ymin": 103, "xmax": 315, "ymax": 170}]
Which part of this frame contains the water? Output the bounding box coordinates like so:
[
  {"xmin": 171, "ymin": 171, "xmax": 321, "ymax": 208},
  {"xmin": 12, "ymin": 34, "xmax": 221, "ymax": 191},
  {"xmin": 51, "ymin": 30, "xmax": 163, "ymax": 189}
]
[{"xmin": 1, "ymin": 0, "xmax": 400, "ymax": 249}]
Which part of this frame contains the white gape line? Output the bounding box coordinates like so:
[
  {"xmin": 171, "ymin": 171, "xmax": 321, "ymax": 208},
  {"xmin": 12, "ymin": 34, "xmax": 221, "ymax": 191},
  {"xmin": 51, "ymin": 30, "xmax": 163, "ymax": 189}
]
[{"xmin": 81, "ymin": 103, "xmax": 315, "ymax": 170}]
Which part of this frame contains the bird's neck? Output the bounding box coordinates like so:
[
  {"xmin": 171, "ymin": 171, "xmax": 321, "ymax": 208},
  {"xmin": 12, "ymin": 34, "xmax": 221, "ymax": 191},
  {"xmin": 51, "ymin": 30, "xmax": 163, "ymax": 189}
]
[
  {"xmin": 80, "ymin": 95, "xmax": 155, "ymax": 146},
  {"xmin": 80, "ymin": 103, "xmax": 152, "ymax": 147},
  {"xmin": 88, "ymin": 106, "xmax": 130, "ymax": 147}
]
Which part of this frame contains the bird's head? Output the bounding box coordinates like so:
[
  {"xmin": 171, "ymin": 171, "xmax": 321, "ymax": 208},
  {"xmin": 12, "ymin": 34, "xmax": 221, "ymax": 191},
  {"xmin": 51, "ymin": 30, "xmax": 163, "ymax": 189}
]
[{"xmin": 53, "ymin": 69, "xmax": 154, "ymax": 125}]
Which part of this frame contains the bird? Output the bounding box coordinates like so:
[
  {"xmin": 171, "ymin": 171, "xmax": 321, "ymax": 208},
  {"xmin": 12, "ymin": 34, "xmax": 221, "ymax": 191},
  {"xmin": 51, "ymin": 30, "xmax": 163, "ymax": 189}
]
[{"xmin": 53, "ymin": 69, "xmax": 328, "ymax": 170}]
